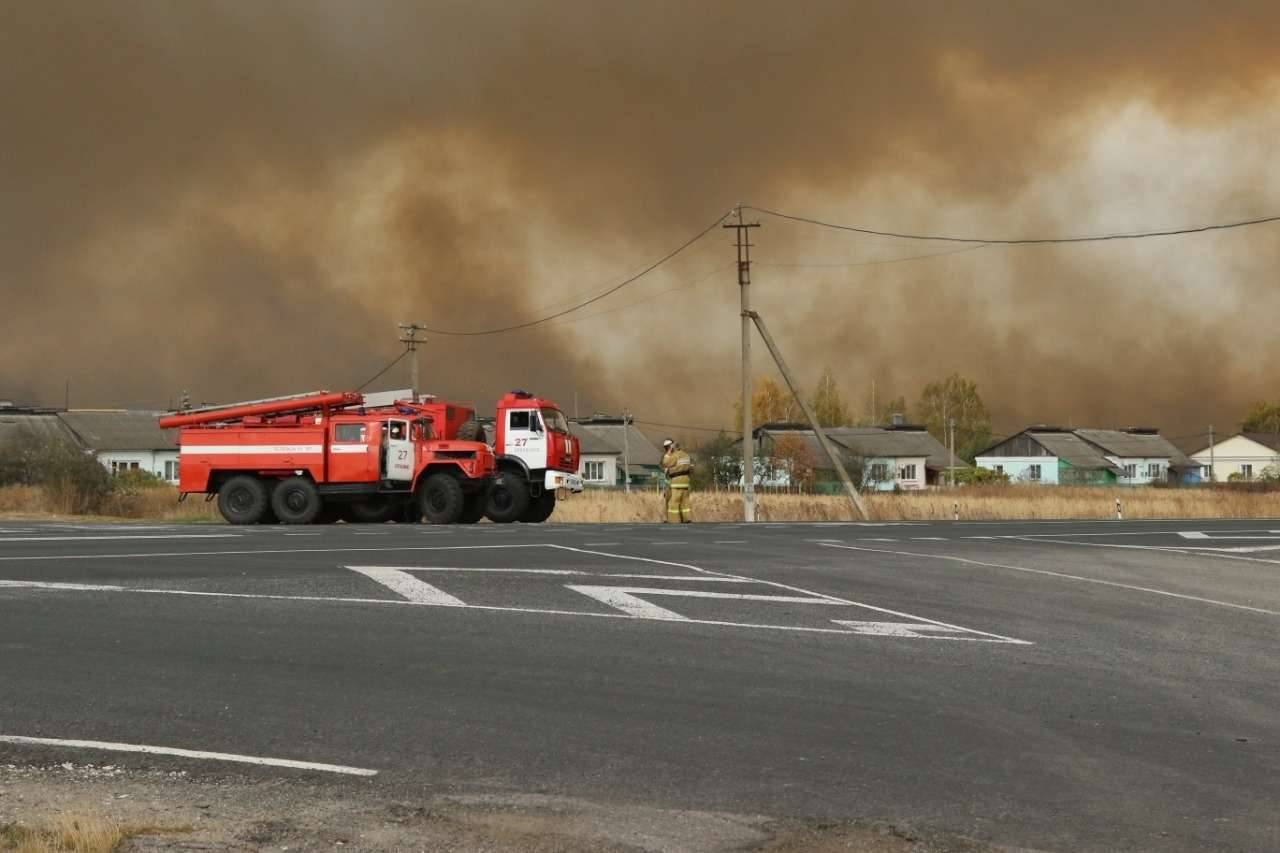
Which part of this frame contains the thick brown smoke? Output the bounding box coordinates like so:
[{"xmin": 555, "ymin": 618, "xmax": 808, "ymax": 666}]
[{"xmin": 3, "ymin": 1, "xmax": 1279, "ymax": 439}]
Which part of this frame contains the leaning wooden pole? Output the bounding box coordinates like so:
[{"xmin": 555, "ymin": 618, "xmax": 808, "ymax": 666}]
[{"xmin": 745, "ymin": 310, "xmax": 870, "ymax": 521}]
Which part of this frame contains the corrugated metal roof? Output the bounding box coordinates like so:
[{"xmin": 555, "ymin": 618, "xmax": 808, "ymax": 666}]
[
  {"xmin": 569, "ymin": 422, "xmax": 662, "ymax": 466},
  {"xmin": 58, "ymin": 410, "xmax": 176, "ymax": 452}
]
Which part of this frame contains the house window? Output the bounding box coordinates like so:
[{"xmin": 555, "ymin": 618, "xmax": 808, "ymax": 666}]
[
  {"xmin": 1124, "ymin": 464, "xmax": 1136, "ymax": 479},
  {"xmin": 583, "ymin": 460, "xmax": 606, "ymax": 482},
  {"xmin": 1241, "ymin": 464, "xmax": 1253, "ymax": 480},
  {"xmin": 1028, "ymin": 464, "xmax": 1042, "ymax": 481},
  {"xmin": 164, "ymin": 460, "xmax": 179, "ymax": 481},
  {"xmin": 1147, "ymin": 462, "xmax": 1162, "ymax": 478},
  {"xmin": 869, "ymin": 463, "xmax": 890, "ymax": 482},
  {"xmin": 899, "ymin": 463, "xmax": 917, "ymax": 481}
]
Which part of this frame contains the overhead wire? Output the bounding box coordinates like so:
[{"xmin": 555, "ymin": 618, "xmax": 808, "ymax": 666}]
[
  {"xmin": 746, "ymin": 205, "xmax": 1280, "ymax": 245},
  {"xmin": 419, "ymin": 213, "xmax": 729, "ymax": 336},
  {"xmin": 356, "ymin": 351, "xmax": 408, "ymax": 391}
]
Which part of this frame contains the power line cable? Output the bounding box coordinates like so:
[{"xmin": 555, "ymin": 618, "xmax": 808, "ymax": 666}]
[
  {"xmin": 758, "ymin": 243, "xmax": 989, "ymax": 268},
  {"xmin": 420, "ymin": 214, "xmax": 728, "ymax": 336},
  {"xmin": 747, "ymin": 205, "xmax": 1280, "ymax": 245},
  {"xmin": 356, "ymin": 351, "xmax": 408, "ymax": 391}
]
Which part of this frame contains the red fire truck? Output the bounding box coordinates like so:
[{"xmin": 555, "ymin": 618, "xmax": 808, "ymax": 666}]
[
  {"xmin": 158, "ymin": 391, "xmax": 495, "ymax": 525},
  {"xmin": 415, "ymin": 390, "xmax": 583, "ymax": 523}
]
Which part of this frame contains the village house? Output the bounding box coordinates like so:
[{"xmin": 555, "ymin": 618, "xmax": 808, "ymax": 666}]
[
  {"xmin": 568, "ymin": 416, "xmax": 663, "ymax": 488},
  {"xmin": 975, "ymin": 427, "xmax": 1198, "ymax": 485},
  {"xmin": 1190, "ymin": 432, "xmax": 1280, "ymax": 482},
  {"xmin": 748, "ymin": 422, "xmax": 959, "ymax": 491}
]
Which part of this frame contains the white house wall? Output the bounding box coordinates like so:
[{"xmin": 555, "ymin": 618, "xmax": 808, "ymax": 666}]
[
  {"xmin": 1106, "ymin": 456, "xmax": 1169, "ymax": 485},
  {"xmin": 98, "ymin": 450, "xmax": 180, "ymax": 483},
  {"xmin": 1191, "ymin": 435, "xmax": 1280, "ymax": 481},
  {"xmin": 975, "ymin": 456, "xmax": 1060, "ymax": 485}
]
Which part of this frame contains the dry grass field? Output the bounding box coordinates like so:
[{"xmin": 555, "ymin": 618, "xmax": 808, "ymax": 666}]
[{"xmin": 2, "ymin": 483, "xmax": 1278, "ymax": 524}]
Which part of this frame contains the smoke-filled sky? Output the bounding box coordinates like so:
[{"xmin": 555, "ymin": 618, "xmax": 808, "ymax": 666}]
[{"xmin": 3, "ymin": 1, "xmax": 1279, "ymax": 440}]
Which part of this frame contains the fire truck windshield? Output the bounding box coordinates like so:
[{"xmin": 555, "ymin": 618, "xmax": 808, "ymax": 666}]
[{"xmin": 540, "ymin": 408, "xmax": 569, "ymax": 433}]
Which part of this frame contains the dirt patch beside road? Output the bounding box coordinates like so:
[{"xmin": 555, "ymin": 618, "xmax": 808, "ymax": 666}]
[{"xmin": 0, "ymin": 763, "xmax": 1029, "ymax": 853}]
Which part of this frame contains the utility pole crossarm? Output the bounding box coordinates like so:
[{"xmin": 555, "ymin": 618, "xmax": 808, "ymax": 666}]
[
  {"xmin": 397, "ymin": 322, "xmax": 428, "ymax": 403},
  {"xmin": 744, "ymin": 310, "xmax": 870, "ymax": 521}
]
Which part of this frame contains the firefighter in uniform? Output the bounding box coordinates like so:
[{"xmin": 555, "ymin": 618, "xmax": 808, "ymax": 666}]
[{"xmin": 661, "ymin": 439, "xmax": 694, "ymax": 523}]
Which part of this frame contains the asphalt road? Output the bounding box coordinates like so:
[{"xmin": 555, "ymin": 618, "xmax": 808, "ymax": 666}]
[{"xmin": 1, "ymin": 517, "xmax": 1278, "ymax": 852}]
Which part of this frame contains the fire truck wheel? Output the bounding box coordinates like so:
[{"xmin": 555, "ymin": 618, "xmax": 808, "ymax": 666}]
[
  {"xmin": 418, "ymin": 473, "xmax": 465, "ymax": 524},
  {"xmin": 456, "ymin": 420, "xmax": 483, "ymax": 442},
  {"xmin": 458, "ymin": 491, "xmax": 487, "ymax": 524},
  {"xmin": 347, "ymin": 497, "xmax": 399, "ymax": 524},
  {"xmin": 271, "ymin": 476, "xmax": 322, "ymax": 525},
  {"xmin": 520, "ymin": 490, "xmax": 556, "ymax": 523},
  {"xmin": 484, "ymin": 472, "xmax": 529, "ymax": 524},
  {"xmin": 217, "ymin": 475, "xmax": 270, "ymax": 525}
]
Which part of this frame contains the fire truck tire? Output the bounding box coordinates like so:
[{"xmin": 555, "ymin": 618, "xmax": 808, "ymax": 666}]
[
  {"xmin": 217, "ymin": 475, "xmax": 270, "ymax": 525},
  {"xmin": 347, "ymin": 497, "xmax": 399, "ymax": 524},
  {"xmin": 458, "ymin": 491, "xmax": 487, "ymax": 524},
  {"xmin": 418, "ymin": 473, "xmax": 465, "ymax": 524},
  {"xmin": 271, "ymin": 476, "xmax": 322, "ymax": 525},
  {"xmin": 520, "ymin": 490, "xmax": 556, "ymax": 523},
  {"xmin": 457, "ymin": 420, "xmax": 483, "ymax": 442},
  {"xmin": 484, "ymin": 472, "xmax": 529, "ymax": 524}
]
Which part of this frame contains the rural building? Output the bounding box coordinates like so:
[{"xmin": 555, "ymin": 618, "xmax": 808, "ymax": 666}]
[
  {"xmin": 58, "ymin": 410, "xmax": 180, "ymax": 483},
  {"xmin": 569, "ymin": 416, "xmax": 663, "ymax": 488},
  {"xmin": 749, "ymin": 423, "xmax": 958, "ymax": 491},
  {"xmin": 976, "ymin": 427, "xmax": 1198, "ymax": 485},
  {"xmin": 1189, "ymin": 433, "xmax": 1280, "ymax": 482}
]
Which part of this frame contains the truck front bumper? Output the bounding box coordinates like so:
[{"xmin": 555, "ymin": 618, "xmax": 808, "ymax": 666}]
[{"xmin": 545, "ymin": 471, "xmax": 584, "ymax": 493}]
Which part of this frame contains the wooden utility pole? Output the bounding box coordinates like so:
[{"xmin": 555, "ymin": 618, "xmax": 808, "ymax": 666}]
[
  {"xmin": 724, "ymin": 205, "xmax": 760, "ymax": 522},
  {"xmin": 745, "ymin": 310, "xmax": 869, "ymax": 520},
  {"xmin": 1208, "ymin": 424, "xmax": 1215, "ymax": 483},
  {"xmin": 397, "ymin": 323, "xmax": 428, "ymax": 401},
  {"xmin": 622, "ymin": 409, "xmax": 632, "ymax": 494}
]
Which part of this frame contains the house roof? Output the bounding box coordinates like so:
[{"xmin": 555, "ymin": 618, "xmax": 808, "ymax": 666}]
[
  {"xmin": 1029, "ymin": 432, "xmax": 1125, "ymax": 474},
  {"xmin": 1073, "ymin": 429, "xmax": 1194, "ymax": 468},
  {"xmin": 757, "ymin": 426, "xmax": 959, "ymax": 471},
  {"xmin": 1241, "ymin": 432, "xmax": 1280, "ymax": 452},
  {"xmin": 0, "ymin": 413, "xmax": 77, "ymax": 452},
  {"xmin": 58, "ymin": 410, "xmax": 177, "ymax": 452},
  {"xmin": 569, "ymin": 421, "xmax": 662, "ymax": 466}
]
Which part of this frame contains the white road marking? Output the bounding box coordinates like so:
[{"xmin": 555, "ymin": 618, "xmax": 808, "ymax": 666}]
[
  {"xmin": 832, "ymin": 621, "xmax": 966, "ymax": 638},
  {"xmin": 565, "ymin": 586, "xmax": 689, "ymax": 620},
  {"xmin": 346, "ymin": 567, "xmax": 466, "ymax": 606},
  {"xmin": 0, "ymin": 576, "xmax": 1028, "ymax": 641},
  {"xmin": 0, "ymin": 735, "xmax": 377, "ymax": 776},
  {"xmin": 0, "ymin": 534, "xmax": 239, "ymax": 543},
  {"xmin": 823, "ymin": 542, "xmax": 1280, "ymax": 617}
]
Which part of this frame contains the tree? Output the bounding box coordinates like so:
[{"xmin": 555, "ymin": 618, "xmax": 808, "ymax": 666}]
[
  {"xmin": 691, "ymin": 430, "xmax": 742, "ymax": 489},
  {"xmin": 733, "ymin": 376, "xmax": 802, "ymax": 428},
  {"xmin": 914, "ymin": 373, "xmax": 992, "ymax": 464},
  {"xmin": 810, "ymin": 367, "xmax": 851, "ymax": 427},
  {"xmin": 768, "ymin": 434, "xmax": 819, "ymax": 490},
  {"xmin": 1241, "ymin": 400, "xmax": 1280, "ymax": 434}
]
